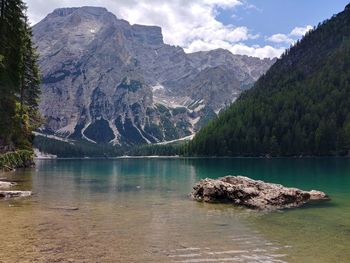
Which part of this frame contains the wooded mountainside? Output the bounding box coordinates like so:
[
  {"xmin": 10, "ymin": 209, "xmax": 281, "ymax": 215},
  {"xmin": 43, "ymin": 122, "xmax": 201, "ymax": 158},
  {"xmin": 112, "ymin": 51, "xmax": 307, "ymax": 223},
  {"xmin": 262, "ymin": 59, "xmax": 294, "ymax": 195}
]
[
  {"xmin": 188, "ymin": 4, "xmax": 350, "ymax": 156},
  {"xmin": 0, "ymin": 0, "xmax": 41, "ymax": 154}
]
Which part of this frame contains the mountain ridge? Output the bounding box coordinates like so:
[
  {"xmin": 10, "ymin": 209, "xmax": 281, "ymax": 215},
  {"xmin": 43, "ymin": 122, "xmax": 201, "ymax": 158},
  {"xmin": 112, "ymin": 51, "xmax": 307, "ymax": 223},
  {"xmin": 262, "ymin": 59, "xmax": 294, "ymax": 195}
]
[
  {"xmin": 188, "ymin": 4, "xmax": 350, "ymax": 156},
  {"xmin": 33, "ymin": 6, "xmax": 275, "ymax": 146}
]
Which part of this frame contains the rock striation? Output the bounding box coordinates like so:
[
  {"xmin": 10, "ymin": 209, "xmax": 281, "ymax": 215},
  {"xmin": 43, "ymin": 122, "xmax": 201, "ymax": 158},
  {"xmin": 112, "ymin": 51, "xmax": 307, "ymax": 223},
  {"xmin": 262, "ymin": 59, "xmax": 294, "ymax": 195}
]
[
  {"xmin": 191, "ymin": 176, "xmax": 329, "ymax": 210},
  {"xmin": 32, "ymin": 6, "xmax": 275, "ymax": 145}
]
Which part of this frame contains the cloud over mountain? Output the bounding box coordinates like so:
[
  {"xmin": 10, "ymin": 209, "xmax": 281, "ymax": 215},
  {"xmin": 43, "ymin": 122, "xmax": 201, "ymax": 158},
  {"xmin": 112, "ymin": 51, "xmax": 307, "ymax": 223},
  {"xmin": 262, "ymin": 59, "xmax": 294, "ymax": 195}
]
[
  {"xmin": 267, "ymin": 25, "xmax": 313, "ymax": 45},
  {"xmin": 27, "ymin": 0, "xmax": 289, "ymax": 58}
]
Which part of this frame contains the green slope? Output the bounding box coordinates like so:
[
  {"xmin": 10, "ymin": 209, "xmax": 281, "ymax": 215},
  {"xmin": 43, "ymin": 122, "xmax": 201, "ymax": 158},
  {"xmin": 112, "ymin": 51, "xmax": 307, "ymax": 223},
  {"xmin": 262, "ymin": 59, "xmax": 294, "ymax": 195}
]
[{"xmin": 188, "ymin": 4, "xmax": 350, "ymax": 157}]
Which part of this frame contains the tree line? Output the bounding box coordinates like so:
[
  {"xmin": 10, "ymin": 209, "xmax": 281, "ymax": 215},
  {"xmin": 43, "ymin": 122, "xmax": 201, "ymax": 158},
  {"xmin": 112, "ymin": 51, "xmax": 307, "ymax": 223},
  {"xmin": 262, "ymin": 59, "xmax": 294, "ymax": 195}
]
[
  {"xmin": 187, "ymin": 4, "xmax": 350, "ymax": 157},
  {"xmin": 0, "ymin": 0, "xmax": 41, "ymax": 152}
]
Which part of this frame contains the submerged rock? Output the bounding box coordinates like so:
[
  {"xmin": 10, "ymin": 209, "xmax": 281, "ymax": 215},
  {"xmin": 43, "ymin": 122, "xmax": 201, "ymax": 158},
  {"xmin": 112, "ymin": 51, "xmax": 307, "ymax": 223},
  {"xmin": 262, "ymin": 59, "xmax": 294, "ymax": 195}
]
[
  {"xmin": 0, "ymin": 181, "xmax": 16, "ymax": 189},
  {"xmin": 191, "ymin": 176, "xmax": 329, "ymax": 210},
  {"xmin": 48, "ymin": 206, "xmax": 79, "ymax": 211},
  {"xmin": 0, "ymin": 180, "xmax": 32, "ymax": 199},
  {"xmin": 0, "ymin": 191, "xmax": 32, "ymax": 199}
]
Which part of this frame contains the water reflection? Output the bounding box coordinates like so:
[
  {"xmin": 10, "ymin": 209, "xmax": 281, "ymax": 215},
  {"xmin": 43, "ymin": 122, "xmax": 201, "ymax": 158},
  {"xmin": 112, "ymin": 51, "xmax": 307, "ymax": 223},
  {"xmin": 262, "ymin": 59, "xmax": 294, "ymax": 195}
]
[{"xmin": 0, "ymin": 158, "xmax": 349, "ymax": 262}]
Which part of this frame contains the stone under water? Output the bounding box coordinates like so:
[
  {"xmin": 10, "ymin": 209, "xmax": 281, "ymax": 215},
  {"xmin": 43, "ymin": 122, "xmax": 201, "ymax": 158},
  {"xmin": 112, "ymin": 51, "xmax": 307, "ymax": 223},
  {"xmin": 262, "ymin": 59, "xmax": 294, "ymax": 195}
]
[
  {"xmin": 0, "ymin": 181, "xmax": 16, "ymax": 189},
  {"xmin": 0, "ymin": 191, "xmax": 32, "ymax": 199},
  {"xmin": 0, "ymin": 180, "xmax": 32, "ymax": 199},
  {"xmin": 191, "ymin": 176, "xmax": 329, "ymax": 210}
]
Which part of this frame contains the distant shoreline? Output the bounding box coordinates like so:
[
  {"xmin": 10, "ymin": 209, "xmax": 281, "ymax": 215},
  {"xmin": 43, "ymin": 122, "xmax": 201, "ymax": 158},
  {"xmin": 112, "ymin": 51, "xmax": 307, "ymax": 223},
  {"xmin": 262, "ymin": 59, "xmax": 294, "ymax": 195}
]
[{"xmin": 34, "ymin": 155, "xmax": 350, "ymax": 160}]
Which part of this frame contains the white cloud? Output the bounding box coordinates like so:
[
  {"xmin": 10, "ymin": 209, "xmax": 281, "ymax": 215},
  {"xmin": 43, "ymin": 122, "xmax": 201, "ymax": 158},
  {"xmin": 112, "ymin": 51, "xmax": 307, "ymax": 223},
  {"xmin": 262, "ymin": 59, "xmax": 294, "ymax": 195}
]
[
  {"xmin": 26, "ymin": 0, "xmax": 284, "ymax": 58},
  {"xmin": 230, "ymin": 44, "xmax": 284, "ymax": 58},
  {"xmin": 242, "ymin": 1, "xmax": 262, "ymax": 13},
  {"xmin": 267, "ymin": 25, "xmax": 313, "ymax": 45},
  {"xmin": 203, "ymin": 0, "xmax": 242, "ymax": 9},
  {"xmin": 185, "ymin": 40, "xmax": 284, "ymax": 58},
  {"xmin": 290, "ymin": 25, "xmax": 313, "ymax": 37},
  {"xmin": 103, "ymin": 0, "xmax": 251, "ymax": 50},
  {"xmin": 267, "ymin": 33, "xmax": 294, "ymax": 44}
]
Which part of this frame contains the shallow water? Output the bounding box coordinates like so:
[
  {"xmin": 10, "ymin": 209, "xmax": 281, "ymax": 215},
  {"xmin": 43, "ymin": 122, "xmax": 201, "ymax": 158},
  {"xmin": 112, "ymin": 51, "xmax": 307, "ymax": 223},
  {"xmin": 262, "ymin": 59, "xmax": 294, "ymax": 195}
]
[{"xmin": 0, "ymin": 158, "xmax": 349, "ymax": 262}]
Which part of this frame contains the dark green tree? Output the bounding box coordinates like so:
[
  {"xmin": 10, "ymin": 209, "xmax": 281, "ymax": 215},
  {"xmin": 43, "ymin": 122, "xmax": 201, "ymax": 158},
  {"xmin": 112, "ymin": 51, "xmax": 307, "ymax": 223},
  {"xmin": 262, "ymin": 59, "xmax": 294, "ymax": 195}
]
[
  {"xmin": 188, "ymin": 4, "xmax": 350, "ymax": 157},
  {"xmin": 0, "ymin": 0, "xmax": 41, "ymax": 151}
]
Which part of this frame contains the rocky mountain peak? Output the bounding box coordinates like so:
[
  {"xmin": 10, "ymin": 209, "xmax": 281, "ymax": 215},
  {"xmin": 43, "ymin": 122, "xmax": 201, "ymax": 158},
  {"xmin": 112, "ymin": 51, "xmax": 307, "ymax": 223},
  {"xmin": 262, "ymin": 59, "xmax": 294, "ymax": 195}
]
[
  {"xmin": 130, "ymin": 24, "xmax": 164, "ymax": 46},
  {"xmin": 51, "ymin": 7, "xmax": 78, "ymax": 17},
  {"xmin": 33, "ymin": 6, "xmax": 275, "ymax": 146},
  {"xmin": 51, "ymin": 6, "xmax": 109, "ymax": 18}
]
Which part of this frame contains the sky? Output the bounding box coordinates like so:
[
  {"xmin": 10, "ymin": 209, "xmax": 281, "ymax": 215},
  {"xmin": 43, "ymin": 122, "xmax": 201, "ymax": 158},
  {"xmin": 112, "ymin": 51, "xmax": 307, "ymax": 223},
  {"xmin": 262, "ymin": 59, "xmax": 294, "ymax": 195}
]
[{"xmin": 26, "ymin": 0, "xmax": 349, "ymax": 59}]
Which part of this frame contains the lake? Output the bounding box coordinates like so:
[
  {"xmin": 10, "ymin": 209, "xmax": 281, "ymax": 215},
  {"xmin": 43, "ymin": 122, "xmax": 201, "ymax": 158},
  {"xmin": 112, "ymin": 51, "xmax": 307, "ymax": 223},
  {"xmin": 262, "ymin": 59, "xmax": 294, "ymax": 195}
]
[{"xmin": 0, "ymin": 158, "xmax": 349, "ymax": 262}]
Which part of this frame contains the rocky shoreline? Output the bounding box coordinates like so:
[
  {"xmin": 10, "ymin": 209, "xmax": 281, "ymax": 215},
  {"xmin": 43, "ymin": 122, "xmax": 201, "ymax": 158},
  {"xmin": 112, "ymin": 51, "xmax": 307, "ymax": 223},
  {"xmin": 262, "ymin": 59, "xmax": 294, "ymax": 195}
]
[
  {"xmin": 0, "ymin": 179, "xmax": 32, "ymax": 199},
  {"xmin": 191, "ymin": 176, "xmax": 329, "ymax": 210}
]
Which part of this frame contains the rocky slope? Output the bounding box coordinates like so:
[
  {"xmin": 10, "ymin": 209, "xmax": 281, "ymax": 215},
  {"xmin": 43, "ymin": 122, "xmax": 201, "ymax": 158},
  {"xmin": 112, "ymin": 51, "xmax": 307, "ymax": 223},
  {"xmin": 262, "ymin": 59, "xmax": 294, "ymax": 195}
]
[{"xmin": 33, "ymin": 6, "xmax": 275, "ymax": 145}]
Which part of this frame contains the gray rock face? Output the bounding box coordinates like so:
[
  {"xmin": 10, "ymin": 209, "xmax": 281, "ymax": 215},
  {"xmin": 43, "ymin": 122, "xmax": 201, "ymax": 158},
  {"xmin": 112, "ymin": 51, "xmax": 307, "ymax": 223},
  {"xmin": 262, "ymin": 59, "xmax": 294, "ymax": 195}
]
[
  {"xmin": 191, "ymin": 176, "xmax": 329, "ymax": 210},
  {"xmin": 33, "ymin": 6, "xmax": 275, "ymax": 145}
]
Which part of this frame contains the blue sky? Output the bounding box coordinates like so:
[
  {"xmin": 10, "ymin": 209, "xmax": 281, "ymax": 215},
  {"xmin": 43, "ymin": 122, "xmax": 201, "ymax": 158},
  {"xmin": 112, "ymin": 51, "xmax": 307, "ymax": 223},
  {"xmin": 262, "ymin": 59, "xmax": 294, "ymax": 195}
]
[
  {"xmin": 217, "ymin": 0, "xmax": 349, "ymax": 47},
  {"xmin": 27, "ymin": 0, "xmax": 350, "ymax": 58}
]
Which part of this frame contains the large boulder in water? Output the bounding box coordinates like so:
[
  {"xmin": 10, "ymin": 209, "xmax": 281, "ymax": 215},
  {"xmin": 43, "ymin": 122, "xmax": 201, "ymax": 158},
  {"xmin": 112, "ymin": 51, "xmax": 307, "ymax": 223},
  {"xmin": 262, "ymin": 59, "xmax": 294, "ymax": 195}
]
[{"xmin": 191, "ymin": 176, "xmax": 329, "ymax": 210}]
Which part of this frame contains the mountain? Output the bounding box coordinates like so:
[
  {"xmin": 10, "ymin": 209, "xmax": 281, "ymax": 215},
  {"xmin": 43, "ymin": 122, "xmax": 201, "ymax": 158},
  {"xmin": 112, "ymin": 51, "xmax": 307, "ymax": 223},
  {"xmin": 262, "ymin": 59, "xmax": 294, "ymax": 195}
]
[
  {"xmin": 188, "ymin": 4, "xmax": 350, "ymax": 156},
  {"xmin": 32, "ymin": 6, "xmax": 275, "ymax": 146}
]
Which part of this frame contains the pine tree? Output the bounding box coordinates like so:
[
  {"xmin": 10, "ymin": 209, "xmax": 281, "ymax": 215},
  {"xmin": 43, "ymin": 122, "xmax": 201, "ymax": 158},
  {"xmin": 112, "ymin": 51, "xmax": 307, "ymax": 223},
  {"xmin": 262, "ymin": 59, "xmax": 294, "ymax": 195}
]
[
  {"xmin": 0, "ymin": 0, "xmax": 41, "ymax": 151},
  {"xmin": 19, "ymin": 15, "xmax": 42, "ymax": 146},
  {"xmin": 188, "ymin": 4, "xmax": 350, "ymax": 157}
]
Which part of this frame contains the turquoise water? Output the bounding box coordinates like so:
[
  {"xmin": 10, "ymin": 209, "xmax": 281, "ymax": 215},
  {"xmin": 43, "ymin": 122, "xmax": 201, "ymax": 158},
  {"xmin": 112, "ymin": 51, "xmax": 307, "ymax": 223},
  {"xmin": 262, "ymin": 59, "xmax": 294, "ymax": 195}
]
[{"xmin": 0, "ymin": 158, "xmax": 349, "ymax": 262}]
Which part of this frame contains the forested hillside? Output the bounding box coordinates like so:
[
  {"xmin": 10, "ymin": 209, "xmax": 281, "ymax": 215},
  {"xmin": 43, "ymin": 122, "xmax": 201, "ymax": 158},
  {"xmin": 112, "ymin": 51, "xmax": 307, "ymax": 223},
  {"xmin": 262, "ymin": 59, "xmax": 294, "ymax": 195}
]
[
  {"xmin": 188, "ymin": 4, "xmax": 350, "ymax": 157},
  {"xmin": 0, "ymin": 0, "xmax": 41, "ymax": 162}
]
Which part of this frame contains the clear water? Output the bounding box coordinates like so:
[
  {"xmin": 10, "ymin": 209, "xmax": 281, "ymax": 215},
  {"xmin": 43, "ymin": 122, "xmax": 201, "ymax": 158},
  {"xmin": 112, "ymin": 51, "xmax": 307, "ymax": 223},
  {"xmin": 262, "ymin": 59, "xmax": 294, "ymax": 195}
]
[{"xmin": 0, "ymin": 158, "xmax": 350, "ymax": 262}]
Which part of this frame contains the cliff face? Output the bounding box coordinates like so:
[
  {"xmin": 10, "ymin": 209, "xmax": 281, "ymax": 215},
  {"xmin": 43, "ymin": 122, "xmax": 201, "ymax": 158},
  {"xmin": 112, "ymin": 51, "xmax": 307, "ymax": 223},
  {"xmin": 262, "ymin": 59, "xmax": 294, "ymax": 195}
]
[{"xmin": 33, "ymin": 6, "xmax": 275, "ymax": 145}]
